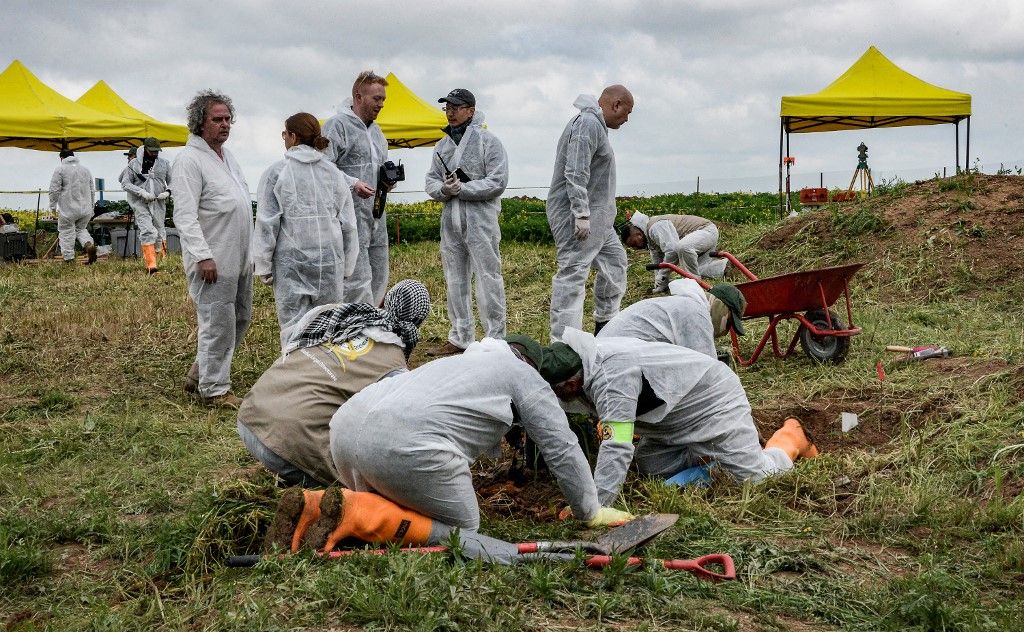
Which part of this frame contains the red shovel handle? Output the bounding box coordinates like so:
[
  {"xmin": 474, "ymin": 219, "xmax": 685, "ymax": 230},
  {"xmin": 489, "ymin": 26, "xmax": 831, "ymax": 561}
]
[
  {"xmin": 661, "ymin": 554, "xmax": 736, "ymax": 582},
  {"xmin": 583, "ymin": 553, "xmax": 735, "ymax": 582}
]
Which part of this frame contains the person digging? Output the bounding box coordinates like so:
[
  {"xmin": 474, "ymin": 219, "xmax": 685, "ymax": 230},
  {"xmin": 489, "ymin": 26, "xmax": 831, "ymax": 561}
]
[
  {"xmin": 538, "ymin": 328, "xmax": 818, "ymax": 506},
  {"xmin": 265, "ymin": 335, "xmax": 632, "ymax": 555}
]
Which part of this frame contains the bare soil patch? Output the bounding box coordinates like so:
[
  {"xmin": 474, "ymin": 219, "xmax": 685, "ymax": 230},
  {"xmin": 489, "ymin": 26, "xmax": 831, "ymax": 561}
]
[{"xmin": 756, "ymin": 174, "xmax": 1024, "ymax": 297}]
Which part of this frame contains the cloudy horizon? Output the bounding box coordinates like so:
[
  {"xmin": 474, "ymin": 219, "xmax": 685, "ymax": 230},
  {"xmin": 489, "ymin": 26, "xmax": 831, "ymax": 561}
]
[{"xmin": 2, "ymin": 0, "xmax": 1021, "ymax": 209}]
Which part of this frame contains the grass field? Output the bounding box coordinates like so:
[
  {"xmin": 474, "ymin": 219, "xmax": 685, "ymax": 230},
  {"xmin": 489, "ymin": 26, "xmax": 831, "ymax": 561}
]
[{"xmin": 2, "ymin": 179, "xmax": 1023, "ymax": 630}]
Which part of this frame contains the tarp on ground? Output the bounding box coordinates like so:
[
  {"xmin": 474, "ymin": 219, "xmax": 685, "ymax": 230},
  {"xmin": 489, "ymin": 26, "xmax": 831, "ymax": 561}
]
[
  {"xmin": 76, "ymin": 80, "xmax": 188, "ymax": 147},
  {"xmin": 0, "ymin": 60, "xmax": 148, "ymax": 151},
  {"xmin": 780, "ymin": 46, "xmax": 972, "ymax": 133},
  {"xmin": 376, "ymin": 73, "xmax": 447, "ymax": 149}
]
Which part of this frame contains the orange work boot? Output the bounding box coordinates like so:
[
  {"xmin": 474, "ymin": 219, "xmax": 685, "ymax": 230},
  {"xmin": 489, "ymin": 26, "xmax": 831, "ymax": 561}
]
[
  {"xmin": 765, "ymin": 417, "xmax": 819, "ymax": 462},
  {"xmin": 141, "ymin": 243, "xmax": 158, "ymax": 274},
  {"xmin": 302, "ymin": 486, "xmax": 434, "ymax": 553}
]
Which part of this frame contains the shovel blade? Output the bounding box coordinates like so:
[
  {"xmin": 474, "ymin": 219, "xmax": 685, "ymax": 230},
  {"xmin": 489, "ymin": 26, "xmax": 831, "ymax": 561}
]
[{"xmin": 594, "ymin": 513, "xmax": 679, "ymax": 554}]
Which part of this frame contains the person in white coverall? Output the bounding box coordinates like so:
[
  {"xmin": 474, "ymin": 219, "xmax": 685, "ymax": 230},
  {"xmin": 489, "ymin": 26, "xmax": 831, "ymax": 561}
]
[
  {"xmin": 322, "ymin": 70, "xmax": 392, "ymax": 305},
  {"xmin": 550, "ymin": 328, "xmax": 818, "ymax": 508},
  {"xmin": 597, "ymin": 278, "xmax": 717, "ymax": 358},
  {"xmin": 172, "ymin": 90, "xmax": 253, "ymax": 409},
  {"xmin": 267, "ymin": 337, "xmax": 632, "ymax": 556},
  {"xmin": 120, "ymin": 137, "xmax": 171, "ymax": 273},
  {"xmin": 48, "ymin": 150, "xmax": 97, "ymax": 264},
  {"xmin": 424, "ymin": 88, "xmax": 509, "ymax": 355},
  {"xmin": 621, "ymin": 211, "xmax": 728, "ymax": 291},
  {"xmin": 546, "ymin": 85, "xmax": 633, "ymax": 341},
  {"xmin": 252, "ymin": 112, "xmax": 359, "ymax": 349}
]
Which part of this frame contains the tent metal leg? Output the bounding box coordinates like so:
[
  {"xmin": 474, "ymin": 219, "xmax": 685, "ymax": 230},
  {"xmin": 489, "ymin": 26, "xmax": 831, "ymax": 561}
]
[
  {"xmin": 955, "ymin": 121, "xmax": 960, "ymax": 174},
  {"xmin": 966, "ymin": 117, "xmax": 971, "ymax": 171},
  {"xmin": 778, "ymin": 120, "xmax": 784, "ymax": 218}
]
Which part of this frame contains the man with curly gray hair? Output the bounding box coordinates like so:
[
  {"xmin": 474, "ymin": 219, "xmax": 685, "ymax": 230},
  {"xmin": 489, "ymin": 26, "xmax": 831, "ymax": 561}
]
[{"xmin": 171, "ymin": 90, "xmax": 253, "ymax": 409}]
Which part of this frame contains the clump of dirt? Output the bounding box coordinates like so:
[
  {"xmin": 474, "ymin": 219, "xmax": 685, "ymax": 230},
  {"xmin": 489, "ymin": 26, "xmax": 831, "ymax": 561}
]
[{"xmin": 756, "ymin": 174, "xmax": 1024, "ymax": 298}]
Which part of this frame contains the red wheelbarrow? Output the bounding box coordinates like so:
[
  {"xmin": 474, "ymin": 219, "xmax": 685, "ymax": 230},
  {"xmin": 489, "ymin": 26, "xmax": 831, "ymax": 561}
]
[{"xmin": 647, "ymin": 252, "xmax": 864, "ymax": 365}]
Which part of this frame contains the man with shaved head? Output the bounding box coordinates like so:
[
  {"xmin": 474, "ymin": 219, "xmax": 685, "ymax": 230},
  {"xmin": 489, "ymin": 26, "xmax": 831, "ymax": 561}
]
[{"xmin": 546, "ymin": 85, "xmax": 634, "ymax": 341}]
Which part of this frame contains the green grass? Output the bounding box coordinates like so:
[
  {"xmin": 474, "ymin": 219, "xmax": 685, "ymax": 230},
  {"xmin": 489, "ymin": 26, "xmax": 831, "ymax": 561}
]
[{"xmin": 1, "ymin": 199, "xmax": 1022, "ymax": 630}]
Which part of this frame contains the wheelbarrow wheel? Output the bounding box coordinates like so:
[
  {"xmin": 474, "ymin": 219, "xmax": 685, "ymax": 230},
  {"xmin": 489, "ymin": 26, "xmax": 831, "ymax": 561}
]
[{"xmin": 798, "ymin": 309, "xmax": 850, "ymax": 364}]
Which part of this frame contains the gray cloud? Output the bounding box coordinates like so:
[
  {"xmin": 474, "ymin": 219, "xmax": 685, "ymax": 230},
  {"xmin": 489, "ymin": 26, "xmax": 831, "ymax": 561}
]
[{"xmin": 2, "ymin": 0, "xmax": 1021, "ymax": 206}]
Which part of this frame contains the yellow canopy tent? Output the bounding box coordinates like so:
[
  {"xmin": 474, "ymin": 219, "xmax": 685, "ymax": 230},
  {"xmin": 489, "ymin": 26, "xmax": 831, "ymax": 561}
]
[
  {"xmin": 76, "ymin": 80, "xmax": 188, "ymax": 147},
  {"xmin": 777, "ymin": 46, "xmax": 972, "ymax": 214},
  {"xmin": 376, "ymin": 73, "xmax": 447, "ymax": 149},
  {"xmin": 0, "ymin": 60, "xmax": 148, "ymax": 151}
]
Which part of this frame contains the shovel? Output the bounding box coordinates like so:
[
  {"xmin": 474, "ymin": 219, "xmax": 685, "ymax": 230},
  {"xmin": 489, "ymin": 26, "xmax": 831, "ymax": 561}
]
[{"xmin": 516, "ymin": 513, "xmax": 680, "ymax": 555}]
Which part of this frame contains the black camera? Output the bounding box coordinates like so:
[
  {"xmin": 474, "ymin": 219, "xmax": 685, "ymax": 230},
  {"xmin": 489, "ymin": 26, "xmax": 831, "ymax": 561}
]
[
  {"xmin": 378, "ymin": 160, "xmax": 405, "ymax": 187},
  {"xmin": 372, "ymin": 161, "xmax": 405, "ymax": 219}
]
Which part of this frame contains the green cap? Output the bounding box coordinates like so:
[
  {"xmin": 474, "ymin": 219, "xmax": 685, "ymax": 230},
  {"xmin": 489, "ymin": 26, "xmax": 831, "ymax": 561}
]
[
  {"xmin": 505, "ymin": 334, "xmax": 544, "ymax": 369},
  {"xmin": 143, "ymin": 137, "xmax": 161, "ymax": 152},
  {"xmin": 540, "ymin": 342, "xmax": 582, "ymax": 384},
  {"xmin": 505, "ymin": 335, "xmax": 583, "ymax": 385},
  {"xmin": 708, "ymin": 284, "xmax": 747, "ymax": 335}
]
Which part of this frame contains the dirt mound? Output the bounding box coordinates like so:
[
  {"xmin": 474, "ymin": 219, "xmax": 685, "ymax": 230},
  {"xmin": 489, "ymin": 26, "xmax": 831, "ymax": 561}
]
[{"xmin": 755, "ymin": 174, "xmax": 1024, "ymax": 298}]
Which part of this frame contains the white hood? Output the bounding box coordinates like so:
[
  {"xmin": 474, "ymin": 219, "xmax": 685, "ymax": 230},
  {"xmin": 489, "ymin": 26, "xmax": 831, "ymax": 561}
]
[
  {"xmin": 285, "ymin": 145, "xmax": 326, "ymax": 164},
  {"xmin": 559, "ymin": 327, "xmax": 598, "ymax": 386},
  {"xmin": 629, "ymin": 210, "xmax": 649, "ymax": 232},
  {"xmin": 463, "ymin": 337, "xmax": 514, "ymax": 358},
  {"xmin": 668, "ymin": 278, "xmax": 710, "ymax": 308}
]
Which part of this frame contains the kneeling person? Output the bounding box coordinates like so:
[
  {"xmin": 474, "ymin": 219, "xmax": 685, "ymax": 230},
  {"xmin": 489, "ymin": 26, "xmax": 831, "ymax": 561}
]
[
  {"xmin": 267, "ymin": 337, "xmax": 632, "ymax": 554},
  {"xmin": 236, "ymin": 280, "xmax": 430, "ymax": 488},
  {"xmin": 552, "ymin": 328, "xmax": 817, "ymax": 506}
]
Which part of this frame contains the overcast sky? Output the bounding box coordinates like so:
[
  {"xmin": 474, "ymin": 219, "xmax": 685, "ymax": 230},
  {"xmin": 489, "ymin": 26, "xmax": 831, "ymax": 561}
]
[{"xmin": 2, "ymin": 0, "xmax": 1022, "ymax": 208}]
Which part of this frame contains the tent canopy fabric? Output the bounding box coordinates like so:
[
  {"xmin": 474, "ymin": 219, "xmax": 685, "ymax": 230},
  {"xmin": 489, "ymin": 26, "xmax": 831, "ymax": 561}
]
[
  {"xmin": 0, "ymin": 60, "xmax": 151, "ymax": 151},
  {"xmin": 376, "ymin": 73, "xmax": 447, "ymax": 149},
  {"xmin": 76, "ymin": 80, "xmax": 188, "ymax": 147},
  {"xmin": 780, "ymin": 46, "xmax": 972, "ymax": 133}
]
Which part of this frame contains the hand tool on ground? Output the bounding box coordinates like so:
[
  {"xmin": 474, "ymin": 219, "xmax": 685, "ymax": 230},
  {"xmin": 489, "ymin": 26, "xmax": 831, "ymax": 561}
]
[{"xmin": 886, "ymin": 344, "xmax": 952, "ymax": 364}]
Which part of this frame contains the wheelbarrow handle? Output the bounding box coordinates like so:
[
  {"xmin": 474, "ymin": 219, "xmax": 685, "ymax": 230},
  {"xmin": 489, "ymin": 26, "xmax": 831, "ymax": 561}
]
[{"xmin": 583, "ymin": 553, "xmax": 736, "ymax": 582}]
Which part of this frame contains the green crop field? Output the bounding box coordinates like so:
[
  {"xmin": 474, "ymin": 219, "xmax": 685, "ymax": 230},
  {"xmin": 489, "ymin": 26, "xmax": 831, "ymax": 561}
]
[{"xmin": 2, "ymin": 176, "xmax": 1022, "ymax": 630}]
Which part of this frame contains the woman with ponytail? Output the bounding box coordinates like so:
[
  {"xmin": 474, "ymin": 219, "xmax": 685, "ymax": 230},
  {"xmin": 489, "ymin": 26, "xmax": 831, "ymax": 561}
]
[{"xmin": 252, "ymin": 113, "xmax": 360, "ymax": 349}]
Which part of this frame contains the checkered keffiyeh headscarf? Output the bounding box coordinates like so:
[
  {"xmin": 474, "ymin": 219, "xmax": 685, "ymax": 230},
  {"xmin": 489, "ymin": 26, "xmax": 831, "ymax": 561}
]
[{"xmin": 290, "ymin": 280, "xmax": 430, "ymax": 358}]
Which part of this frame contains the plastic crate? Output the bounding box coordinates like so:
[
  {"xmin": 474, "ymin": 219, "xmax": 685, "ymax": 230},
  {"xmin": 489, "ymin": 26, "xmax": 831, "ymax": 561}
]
[{"xmin": 799, "ymin": 187, "xmax": 828, "ymax": 204}]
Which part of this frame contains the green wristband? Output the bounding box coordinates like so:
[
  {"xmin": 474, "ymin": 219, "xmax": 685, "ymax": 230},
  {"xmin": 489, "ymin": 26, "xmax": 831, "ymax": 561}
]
[{"xmin": 598, "ymin": 420, "xmax": 635, "ymax": 443}]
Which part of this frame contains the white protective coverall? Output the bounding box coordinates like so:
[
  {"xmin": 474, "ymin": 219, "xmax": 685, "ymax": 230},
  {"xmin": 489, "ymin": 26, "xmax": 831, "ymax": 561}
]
[
  {"xmin": 597, "ymin": 278, "xmax": 716, "ymax": 358},
  {"xmin": 48, "ymin": 156, "xmax": 95, "ymax": 260},
  {"xmin": 171, "ymin": 134, "xmax": 254, "ymax": 398},
  {"xmin": 560, "ymin": 328, "xmax": 792, "ymax": 505},
  {"xmin": 546, "ymin": 95, "xmax": 628, "ymax": 341},
  {"xmin": 328, "ymin": 339, "xmax": 601, "ymax": 530},
  {"xmin": 120, "ymin": 147, "xmax": 171, "ymax": 246},
  {"xmin": 252, "ymin": 145, "xmax": 360, "ymax": 349},
  {"xmin": 631, "ymin": 211, "xmax": 728, "ymax": 286},
  {"xmin": 323, "ymin": 100, "xmax": 390, "ymax": 305},
  {"xmin": 424, "ymin": 112, "xmax": 509, "ymax": 348}
]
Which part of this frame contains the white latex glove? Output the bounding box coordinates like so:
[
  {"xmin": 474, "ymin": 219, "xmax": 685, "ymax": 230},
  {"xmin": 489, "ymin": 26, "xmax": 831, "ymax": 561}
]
[
  {"xmin": 142, "ymin": 192, "xmax": 156, "ymax": 202},
  {"xmin": 440, "ymin": 175, "xmax": 462, "ymax": 197},
  {"xmin": 586, "ymin": 507, "xmax": 634, "ymax": 527},
  {"xmin": 157, "ymin": 192, "xmax": 170, "ymax": 201},
  {"xmin": 574, "ymin": 217, "xmax": 591, "ymax": 240},
  {"xmin": 259, "ymin": 274, "xmax": 273, "ymax": 285}
]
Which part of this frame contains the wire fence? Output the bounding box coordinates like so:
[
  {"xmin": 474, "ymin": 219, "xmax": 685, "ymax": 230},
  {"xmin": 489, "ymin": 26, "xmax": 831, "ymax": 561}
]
[{"xmin": 4, "ymin": 159, "xmax": 1021, "ymax": 211}]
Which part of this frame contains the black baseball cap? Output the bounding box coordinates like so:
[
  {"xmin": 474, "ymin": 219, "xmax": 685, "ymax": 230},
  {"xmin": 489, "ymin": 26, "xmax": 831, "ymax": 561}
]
[{"xmin": 438, "ymin": 88, "xmax": 475, "ymax": 107}]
